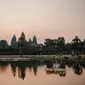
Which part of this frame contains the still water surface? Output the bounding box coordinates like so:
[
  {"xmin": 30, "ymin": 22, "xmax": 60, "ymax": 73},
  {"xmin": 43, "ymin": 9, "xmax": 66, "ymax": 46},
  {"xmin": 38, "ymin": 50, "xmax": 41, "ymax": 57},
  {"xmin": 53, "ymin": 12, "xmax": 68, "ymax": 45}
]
[{"xmin": 0, "ymin": 61, "xmax": 85, "ymax": 85}]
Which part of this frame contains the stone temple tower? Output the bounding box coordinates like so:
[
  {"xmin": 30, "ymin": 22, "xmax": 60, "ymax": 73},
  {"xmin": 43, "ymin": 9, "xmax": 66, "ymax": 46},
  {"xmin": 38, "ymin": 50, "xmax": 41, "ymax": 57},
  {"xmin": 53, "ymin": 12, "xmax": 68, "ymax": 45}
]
[
  {"xmin": 11, "ymin": 35, "xmax": 18, "ymax": 49},
  {"xmin": 21, "ymin": 32, "xmax": 25, "ymax": 40}
]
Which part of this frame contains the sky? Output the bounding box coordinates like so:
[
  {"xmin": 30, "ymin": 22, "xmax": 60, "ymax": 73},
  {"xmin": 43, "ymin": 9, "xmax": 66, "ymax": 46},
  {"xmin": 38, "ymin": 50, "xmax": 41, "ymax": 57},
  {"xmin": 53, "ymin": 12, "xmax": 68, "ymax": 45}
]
[{"xmin": 0, "ymin": 0, "xmax": 85, "ymax": 44}]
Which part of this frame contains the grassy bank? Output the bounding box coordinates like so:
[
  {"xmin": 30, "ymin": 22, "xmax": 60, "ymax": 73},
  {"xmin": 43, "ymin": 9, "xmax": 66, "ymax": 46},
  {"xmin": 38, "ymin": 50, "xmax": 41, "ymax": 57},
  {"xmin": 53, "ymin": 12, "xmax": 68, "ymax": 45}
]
[
  {"xmin": 0, "ymin": 55, "xmax": 85, "ymax": 62},
  {"xmin": 38, "ymin": 55, "xmax": 85, "ymax": 62}
]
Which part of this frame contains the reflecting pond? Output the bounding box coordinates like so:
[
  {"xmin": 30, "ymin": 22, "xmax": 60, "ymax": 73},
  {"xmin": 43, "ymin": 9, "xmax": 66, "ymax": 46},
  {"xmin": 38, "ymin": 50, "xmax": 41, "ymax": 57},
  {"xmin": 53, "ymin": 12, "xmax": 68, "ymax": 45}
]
[{"xmin": 0, "ymin": 60, "xmax": 85, "ymax": 85}]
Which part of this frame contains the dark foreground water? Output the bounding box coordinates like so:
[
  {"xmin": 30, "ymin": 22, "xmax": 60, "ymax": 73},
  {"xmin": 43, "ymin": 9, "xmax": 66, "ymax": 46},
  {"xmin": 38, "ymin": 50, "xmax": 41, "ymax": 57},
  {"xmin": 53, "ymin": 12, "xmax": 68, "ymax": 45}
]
[{"xmin": 0, "ymin": 61, "xmax": 85, "ymax": 85}]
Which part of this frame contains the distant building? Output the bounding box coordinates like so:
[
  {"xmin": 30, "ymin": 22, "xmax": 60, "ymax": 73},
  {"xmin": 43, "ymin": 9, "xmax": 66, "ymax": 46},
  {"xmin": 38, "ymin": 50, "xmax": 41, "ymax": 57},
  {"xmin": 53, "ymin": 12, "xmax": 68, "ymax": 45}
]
[
  {"xmin": 33, "ymin": 35, "xmax": 37, "ymax": 45},
  {"xmin": 21, "ymin": 32, "xmax": 25, "ymax": 40},
  {"xmin": 29, "ymin": 38, "xmax": 32, "ymax": 44},
  {"xmin": 27, "ymin": 36, "xmax": 38, "ymax": 47},
  {"xmin": 18, "ymin": 32, "xmax": 26, "ymax": 43},
  {"xmin": 11, "ymin": 35, "xmax": 18, "ymax": 49},
  {"xmin": 18, "ymin": 32, "xmax": 28, "ymax": 50},
  {"xmin": 28, "ymin": 38, "xmax": 32, "ymax": 45}
]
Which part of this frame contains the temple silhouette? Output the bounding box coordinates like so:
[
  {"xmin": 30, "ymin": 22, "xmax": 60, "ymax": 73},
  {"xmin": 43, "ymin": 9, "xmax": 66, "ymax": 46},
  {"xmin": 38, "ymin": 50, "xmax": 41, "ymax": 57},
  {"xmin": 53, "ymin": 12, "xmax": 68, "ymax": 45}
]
[{"xmin": 0, "ymin": 32, "xmax": 85, "ymax": 55}]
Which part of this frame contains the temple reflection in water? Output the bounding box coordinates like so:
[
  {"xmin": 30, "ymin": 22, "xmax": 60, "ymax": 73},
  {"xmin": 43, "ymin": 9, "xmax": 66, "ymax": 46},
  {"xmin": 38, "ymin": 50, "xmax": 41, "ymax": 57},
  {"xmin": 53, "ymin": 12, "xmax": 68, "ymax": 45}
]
[{"xmin": 0, "ymin": 60, "xmax": 85, "ymax": 80}]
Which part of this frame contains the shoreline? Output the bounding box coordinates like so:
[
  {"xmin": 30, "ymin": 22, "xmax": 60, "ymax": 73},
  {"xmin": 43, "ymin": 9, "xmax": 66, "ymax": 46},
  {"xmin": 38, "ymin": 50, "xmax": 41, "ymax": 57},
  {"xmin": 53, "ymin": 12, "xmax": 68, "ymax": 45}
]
[{"xmin": 0, "ymin": 55, "xmax": 85, "ymax": 62}]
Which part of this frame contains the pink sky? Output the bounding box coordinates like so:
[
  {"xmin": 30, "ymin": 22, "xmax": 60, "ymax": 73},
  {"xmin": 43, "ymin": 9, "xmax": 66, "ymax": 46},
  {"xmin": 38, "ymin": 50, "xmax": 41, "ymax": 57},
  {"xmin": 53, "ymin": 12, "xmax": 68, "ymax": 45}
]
[{"xmin": 0, "ymin": 0, "xmax": 85, "ymax": 44}]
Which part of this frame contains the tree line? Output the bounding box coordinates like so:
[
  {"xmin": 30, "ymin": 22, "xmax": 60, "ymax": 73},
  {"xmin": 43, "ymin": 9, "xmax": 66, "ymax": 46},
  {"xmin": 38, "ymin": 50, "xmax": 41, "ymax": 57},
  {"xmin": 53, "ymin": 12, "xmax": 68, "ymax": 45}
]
[{"xmin": 0, "ymin": 32, "xmax": 85, "ymax": 55}]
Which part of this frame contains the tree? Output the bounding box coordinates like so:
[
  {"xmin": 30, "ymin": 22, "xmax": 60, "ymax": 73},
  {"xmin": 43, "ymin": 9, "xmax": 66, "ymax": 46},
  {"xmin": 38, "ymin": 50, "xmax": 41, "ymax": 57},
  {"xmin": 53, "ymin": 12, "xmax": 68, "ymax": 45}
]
[
  {"xmin": 44, "ymin": 39, "xmax": 57, "ymax": 54},
  {"xmin": 65, "ymin": 43, "xmax": 72, "ymax": 54},
  {"xmin": 57, "ymin": 37, "xmax": 65, "ymax": 54},
  {"xmin": 44, "ymin": 39, "xmax": 53, "ymax": 47},
  {"xmin": 0, "ymin": 40, "xmax": 9, "ymax": 49},
  {"xmin": 72, "ymin": 36, "xmax": 81, "ymax": 54},
  {"xmin": 82, "ymin": 39, "xmax": 85, "ymax": 53}
]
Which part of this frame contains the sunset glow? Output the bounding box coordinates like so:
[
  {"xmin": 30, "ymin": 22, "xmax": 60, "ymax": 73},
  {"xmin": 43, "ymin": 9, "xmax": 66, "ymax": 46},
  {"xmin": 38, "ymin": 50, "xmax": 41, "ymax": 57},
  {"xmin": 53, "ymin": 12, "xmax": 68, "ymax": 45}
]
[{"xmin": 0, "ymin": 0, "xmax": 85, "ymax": 44}]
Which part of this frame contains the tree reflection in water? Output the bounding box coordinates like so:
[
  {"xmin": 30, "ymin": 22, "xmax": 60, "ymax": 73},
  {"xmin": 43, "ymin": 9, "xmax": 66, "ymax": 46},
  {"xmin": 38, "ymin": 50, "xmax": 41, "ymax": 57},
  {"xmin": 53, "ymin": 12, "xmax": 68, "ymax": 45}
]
[
  {"xmin": 0, "ymin": 61, "xmax": 9, "ymax": 73},
  {"xmin": 73, "ymin": 62, "xmax": 83, "ymax": 75},
  {"xmin": 10, "ymin": 61, "xmax": 38, "ymax": 80},
  {"xmin": 10, "ymin": 61, "xmax": 39, "ymax": 80},
  {"xmin": 45, "ymin": 60, "xmax": 85, "ymax": 77},
  {"xmin": 45, "ymin": 60, "xmax": 66, "ymax": 77},
  {"xmin": 10, "ymin": 62, "xmax": 17, "ymax": 77},
  {"xmin": 0, "ymin": 60, "xmax": 85, "ymax": 79}
]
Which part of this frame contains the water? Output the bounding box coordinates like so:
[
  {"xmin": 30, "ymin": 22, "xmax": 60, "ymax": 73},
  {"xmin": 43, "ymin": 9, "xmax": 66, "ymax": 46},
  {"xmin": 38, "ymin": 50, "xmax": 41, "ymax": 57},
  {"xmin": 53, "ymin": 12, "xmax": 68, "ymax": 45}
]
[{"xmin": 0, "ymin": 61, "xmax": 85, "ymax": 85}]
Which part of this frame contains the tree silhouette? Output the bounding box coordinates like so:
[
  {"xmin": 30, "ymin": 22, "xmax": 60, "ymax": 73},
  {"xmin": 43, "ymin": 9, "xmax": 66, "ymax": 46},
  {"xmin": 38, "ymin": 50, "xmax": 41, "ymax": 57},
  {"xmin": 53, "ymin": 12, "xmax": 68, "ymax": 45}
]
[
  {"xmin": 82, "ymin": 39, "xmax": 85, "ymax": 53},
  {"xmin": 0, "ymin": 40, "xmax": 9, "ymax": 49},
  {"xmin": 73, "ymin": 66, "xmax": 83, "ymax": 75},
  {"xmin": 57, "ymin": 37, "xmax": 65, "ymax": 55},
  {"xmin": 72, "ymin": 36, "xmax": 81, "ymax": 54}
]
